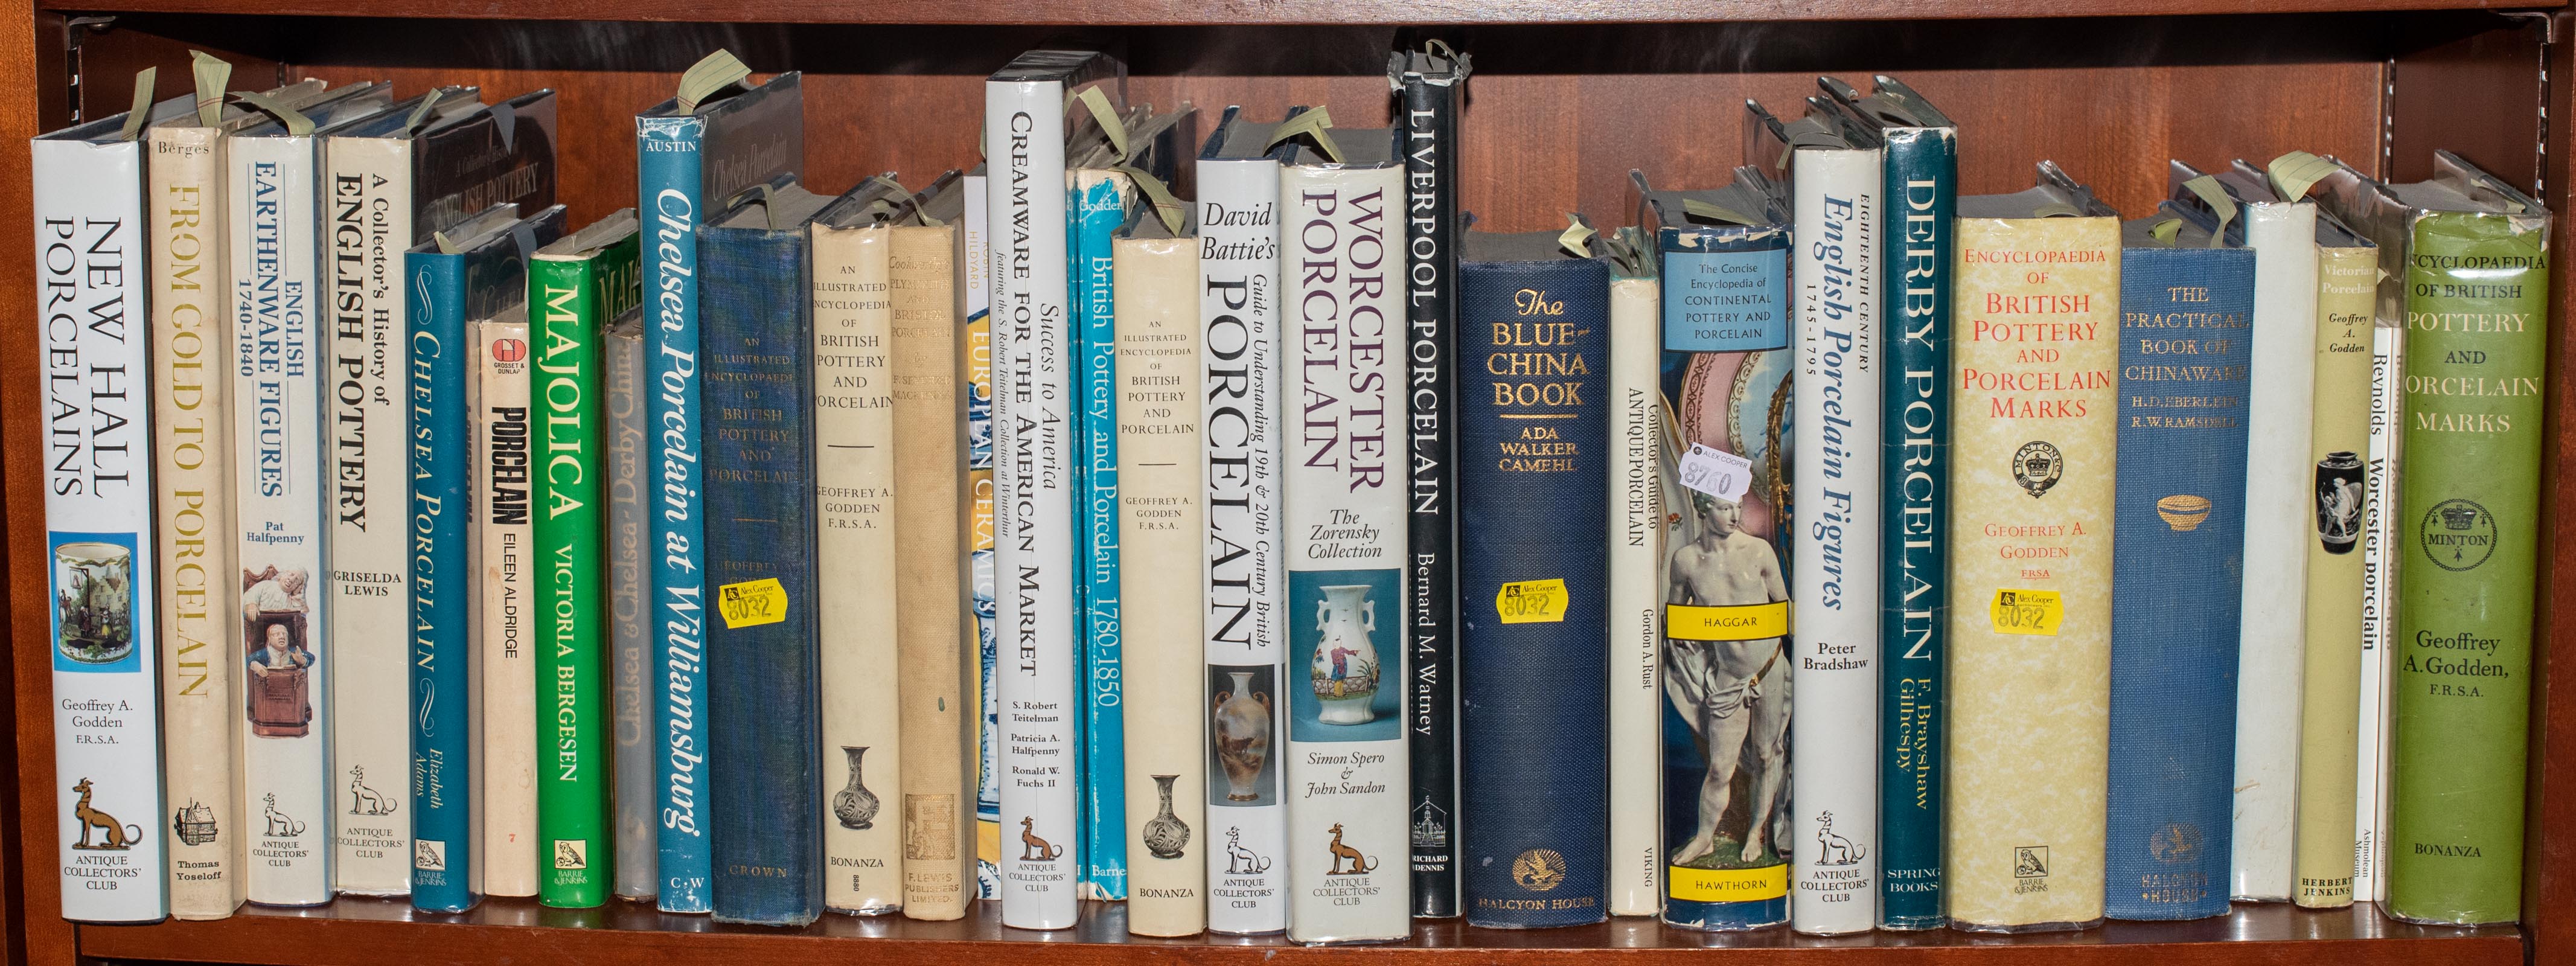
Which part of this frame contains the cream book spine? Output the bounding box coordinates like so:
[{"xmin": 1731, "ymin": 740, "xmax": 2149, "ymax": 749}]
[
  {"xmin": 1115, "ymin": 231, "xmax": 1209, "ymax": 938},
  {"xmin": 2293, "ymin": 239, "xmax": 2375, "ymax": 907},
  {"xmin": 2356, "ymin": 314, "xmax": 2402, "ymax": 904},
  {"xmin": 1789, "ymin": 143, "xmax": 1884, "ymax": 936},
  {"xmin": 2230, "ymin": 201, "xmax": 2319, "ymax": 903},
  {"xmin": 1944, "ymin": 210, "xmax": 2118, "ymax": 932},
  {"xmin": 230, "ymin": 130, "xmax": 335, "ymax": 907},
  {"xmin": 476, "ymin": 315, "xmax": 537, "ymax": 897},
  {"xmin": 151, "ymin": 119, "xmax": 248, "ymax": 920},
  {"xmin": 1606, "ymin": 266, "xmax": 1663, "ymax": 917},
  {"xmin": 38, "ymin": 116, "xmax": 170, "ymax": 924},
  {"xmin": 1279, "ymin": 154, "xmax": 1411, "ymax": 945},
  {"xmin": 889, "ymin": 219, "xmax": 970, "ymax": 920},
  {"xmin": 321, "ymin": 133, "xmax": 415, "ymax": 897},
  {"xmin": 813, "ymin": 217, "xmax": 903, "ymax": 915}
]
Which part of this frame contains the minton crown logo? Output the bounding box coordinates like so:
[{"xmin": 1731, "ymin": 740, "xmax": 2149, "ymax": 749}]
[{"xmin": 2421, "ymin": 498, "xmax": 2499, "ymax": 572}]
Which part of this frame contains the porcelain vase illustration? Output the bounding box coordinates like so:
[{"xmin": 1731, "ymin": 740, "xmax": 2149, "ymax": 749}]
[
  {"xmin": 1212, "ymin": 672, "xmax": 1272, "ymax": 801},
  {"xmin": 1309, "ymin": 584, "xmax": 1382, "ymax": 725},
  {"xmin": 1142, "ymin": 775, "xmax": 1191, "ymax": 859},
  {"xmin": 834, "ymin": 746, "xmax": 880, "ymax": 830}
]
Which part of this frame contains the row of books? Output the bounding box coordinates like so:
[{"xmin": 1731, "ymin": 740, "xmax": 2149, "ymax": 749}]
[{"xmin": 34, "ymin": 46, "xmax": 2544, "ymax": 940}]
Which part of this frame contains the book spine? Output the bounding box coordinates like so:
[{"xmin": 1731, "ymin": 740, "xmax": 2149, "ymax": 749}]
[
  {"xmin": 609, "ymin": 316, "xmax": 654, "ymax": 901},
  {"xmin": 963, "ymin": 172, "xmax": 1003, "ymax": 901},
  {"xmin": 1877, "ymin": 126, "xmax": 1955, "ymax": 930},
  {"xmin": 1113, "ymin": 233, "xmax": 1209, "ymax": 937},
  {"xmin": 150, "ymin": 124, "xmax": 248, "ymax": 921},
  {"xmin": 638, "ymin": 115, "xmax": 713, "ymax": 913},
  {"xmin": 1197, "ymin": 153, "xmax": 1289, "ymax": 935},
  {"xmin": 890, "ymin": 222, "xmax": 969, "ymax": 919},
  {"xmin": 476, "ymin": 316, "xmax": 537, "ymax": 898},
  {"xmin": 407, "ymin": 250, "xmax": 475, "ymax": 912},
  {"xmin": 2106, "ymin": 244, "xmax": 2254, "ymax": 921},
  {"xmin": 2355, "ymin": 310, "xmax": 2402, "ymax": 904},
  {"xmin": 701, "ymin": 226, "xmax": 823, "ymax": 927},
  {"xmin": 986, "ymin": 77, "xmax": 1081, "ymax": 930},
  {"xmin": 2293, "ymin": 243, "xmax": 2374, "ymax": 909},
  {"xmin": 1656, "ymin": 229, "xmax": 1791, "ymax": 932},
  {"xmin": 2385, "ymin": 210, "xmax": 2549, "ymax": 926},
  {"xmin": 1945, "ymin": 213, "xmax": 2118, "ymax": 932},
  {"xmin": 231, "ymin": 133, "xmax": 334, "ymax": 907},
  {"xmin": 1399, "ymin": 66, "xmax": 1463, "ymax": 923},
  {"xmin": 1457, "ymin": 255, "xmax": 1610, "ymax": 929},
  {"xmin": 532, "ymin": 255, "xmax": 610, "ymax": 908},
  {"xmin": 37, "ymin": 137, "xmax": 168, "ymax": 924},
  {"xmin": 1788, "ymin": 147, "xmax": 1882, "ymax": 936},
  {"xmin": 324, "ymin": 136, "xmax": 415, "ymax": 898},
  {"xmin": 2231, "ymin": 204, "xmax": 2321, "ymax": 903},
  {"xmin": 1075, "ymin": 175, "xmax": 1129, "ymax": 902},
  {"xmin": 1606, "ymin": 269, "xmax": 1663, "ymax": 917},
  {"xmin": 813, "ymin": 220, "xmax": 903, "ymax": 915},
  {"xmin": 1280, "ymin": 162, "xmax": 1411, "ymax": 945}
]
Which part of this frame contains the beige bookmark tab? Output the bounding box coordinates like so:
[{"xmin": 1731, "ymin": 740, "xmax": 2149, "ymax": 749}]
[
  {"xmin": 403, "ymin": 90, "xmax": 444, "ymax": 136},
  {"xmin": 2149, "ymin": 217, "xmax": 2184, "ymax": 247},
  {"xmin": 2031, "ymin": 202, "xmax": 2084, "ymax": 218},
  {"xmin": 232, "ymin": 89, "xmax": 313, "ymax": 136},
  {"xmin": 2266, "ymin": 150, "xmax": 2339, "ymax": 202},
  {"xmin": 115, "ymin": 68, "xmax": 157, "ymax": 141},
  {"xmin": 188, "ymin": 51, "xmax": 231, "ymax": 126},
  {"xmin": 1070, "ymin": 86, "xmax": 1130, "ymax": 162},
  {"xmin": 433, "ymin": 230, "xmax": 462, "ymax": 255},
  {"xmin": 677, "ymin": 49, "xmax": 752, "ymax": 112},
  {"xmin": 1265, "ymin": 106, "xmax": 1343, "ymax": 164},
  {"xmin": 1116, "ymin": 165, "xmax": 1187, "ymax": 235},
  {"xmin": 1558, "ymin": 213, "xmax": 1596, "ymax": 258},
  {"xmin": 2179, "ymin": 174, "xmax": 2235, "ymax": 248}
]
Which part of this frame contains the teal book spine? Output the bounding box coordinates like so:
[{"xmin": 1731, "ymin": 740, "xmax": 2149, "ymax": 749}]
[
  {"xmin": 407, "ymin": 247, "xmax": 475, "ymax": 913},
  {"xmin": 1075, "ymin": 174, "xmax": 1128, "ymax": 900},
  {"xmin": 1876, "ymin": 124, "xmax": 1954, "ymax": 929}
]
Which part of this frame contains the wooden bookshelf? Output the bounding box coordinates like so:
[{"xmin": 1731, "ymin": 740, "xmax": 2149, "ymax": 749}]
[{"xmin": 2, "ymin": 2, "xmax": 2573, "ymax": 965}]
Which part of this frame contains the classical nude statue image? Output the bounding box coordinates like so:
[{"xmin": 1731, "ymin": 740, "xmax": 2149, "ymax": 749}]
[{"xmin": 1664, "ymin": 489, "xmax": 1792, "ymax": 868}]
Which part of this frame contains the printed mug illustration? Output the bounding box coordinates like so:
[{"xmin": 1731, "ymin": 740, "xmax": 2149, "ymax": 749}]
[{"xmin": 53, "ymin": 542, "xmax": 135, "ymax": 665}]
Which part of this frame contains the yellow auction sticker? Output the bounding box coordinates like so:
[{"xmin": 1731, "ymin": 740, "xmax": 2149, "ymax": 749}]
[
  {"xmin": 1989, "ymin": 587, "xmax": 2062, "ymax": 636},
  {"xmin": 718, "ymin": 577, "xmax": 788, "ymax": 629},
  {"xmin": 1495, "ymin": 578, "xmax": 1570, "ymax": 624}
]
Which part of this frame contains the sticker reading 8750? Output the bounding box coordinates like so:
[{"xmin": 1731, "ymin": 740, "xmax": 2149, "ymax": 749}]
[
  {"xmin": 1987, "ymin": 588, "xmax": 2062, "ymax": 637},
  {"xmin": 718, "ymin": 578, "xmax": 788, "ymax": 629}
]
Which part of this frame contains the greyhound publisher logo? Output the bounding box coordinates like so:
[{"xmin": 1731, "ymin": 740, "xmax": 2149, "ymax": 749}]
[{"xmin": 1812, "ymin": 810, "xmax": 1865, "ymax": 866}]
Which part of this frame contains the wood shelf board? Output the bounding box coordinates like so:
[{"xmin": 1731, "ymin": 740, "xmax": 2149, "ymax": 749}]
[
  {"xmin": 75, "ymin": 897, "xmax": 2523, "ymax": 965},
  {"xmin": 28, "ymin": 0, "xmax": 2571, "ymax": 25}
]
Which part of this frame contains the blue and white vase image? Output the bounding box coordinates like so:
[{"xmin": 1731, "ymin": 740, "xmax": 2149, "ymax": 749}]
[{"xmin": 1308, "ymin": 584, "xmax": 1382, "ymax": 725}]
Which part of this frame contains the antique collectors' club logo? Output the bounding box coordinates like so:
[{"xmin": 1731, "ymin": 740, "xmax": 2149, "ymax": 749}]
[
  {"xmin": 2013, "ymin": 441, "xmax": 2062, "ymax": 498},
  {"xmin": 2421, "ymin": 498, "xmax": 2498, "ymax": 572}
]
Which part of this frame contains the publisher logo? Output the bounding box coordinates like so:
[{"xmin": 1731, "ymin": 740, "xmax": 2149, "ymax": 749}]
[
  {"xmin": 2012, "ymin": 441, "xmax": 2063, "ymax": 498},
  {"xmin": 553, "ymin": 839, "xmax": 587, "ymax": 870},
  {"xmin": 1512, "ymin": 848, "xmax": 1567, "ymax": 892},
  {"xmin": 2014, "ymin": 846, "xmax": 2050, "ymax": 878},
  {"xmin": 415, "ymin": 839, "xmax": 447, "ymax": 871},
  {"xmin": 2421, "ymin": 498, "xmax": 2497, "ymax": 572},
  {"xmin": 491, "ymin": 338, "xmax": 528, "ymax": 363}
]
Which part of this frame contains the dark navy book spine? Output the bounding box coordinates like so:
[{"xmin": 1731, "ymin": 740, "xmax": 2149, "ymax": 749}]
[
  {"xmin": 407, "ymin": 249, "xmax": 475, "ymax": 913},
  {"xmin": 2106, "ymin": 241, "xmax": 2254, "ymax": 921},
  {"xmin": 1457, "ymin": 252, "xmax": 1611, "ymax": 929},
  {"xmin": 1876, "ymin": 124, "xmax": 1955, "ymax": 930},
  {"xmin": 698, "ymin": 223, "xmax": 823, "ymax": 927}
]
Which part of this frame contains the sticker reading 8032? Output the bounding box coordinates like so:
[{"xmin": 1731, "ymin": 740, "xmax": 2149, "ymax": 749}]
[
  {"xmin": 1988, "ymin": 587, "xmax": 2062, "ymax": 636},
  {"xmin": 718, "ymin": 578, "xmax": 788, "ymax": 629}
]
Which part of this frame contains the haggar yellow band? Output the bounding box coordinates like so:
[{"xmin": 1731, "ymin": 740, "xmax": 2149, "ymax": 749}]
[{"xmin": 1665, "ymin": 601, "xmax": 1790, "ymax": 642}]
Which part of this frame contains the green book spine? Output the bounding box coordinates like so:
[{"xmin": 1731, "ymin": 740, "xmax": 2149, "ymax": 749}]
[
  {"xmin": 2387, "ymin": 209, "xmax": 2548, "ymax": 926},
  {"xmin": 531, "ymin": 232, "xmax": 641, "ymax": 907}
]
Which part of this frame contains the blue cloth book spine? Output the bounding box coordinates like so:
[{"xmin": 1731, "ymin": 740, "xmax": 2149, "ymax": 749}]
[
  {"xmin": 1876, "ymin": 123, "xmax": 1955, "ymax": 930},
  {"xmin": 2105, "ymin": 223, "xmax": 2254, "ymax": 921},
  {"xmin": 636, "ymin": 116, "xmax": 714, "ymax": 913},
  {"xmin": 1075, "ymin": 175, "xmax": 1128, "ymax": 900},
  {"xmin": 407, "ymin": 248, "xmax": 475, "ymax": 913},
  {"xmin": 1456, "ymin": 246, "xmax": 1612, "ymax": 928},
  {"xmin": 698, "ymin": 217, "xmax": 823, "ymax": 927}
]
